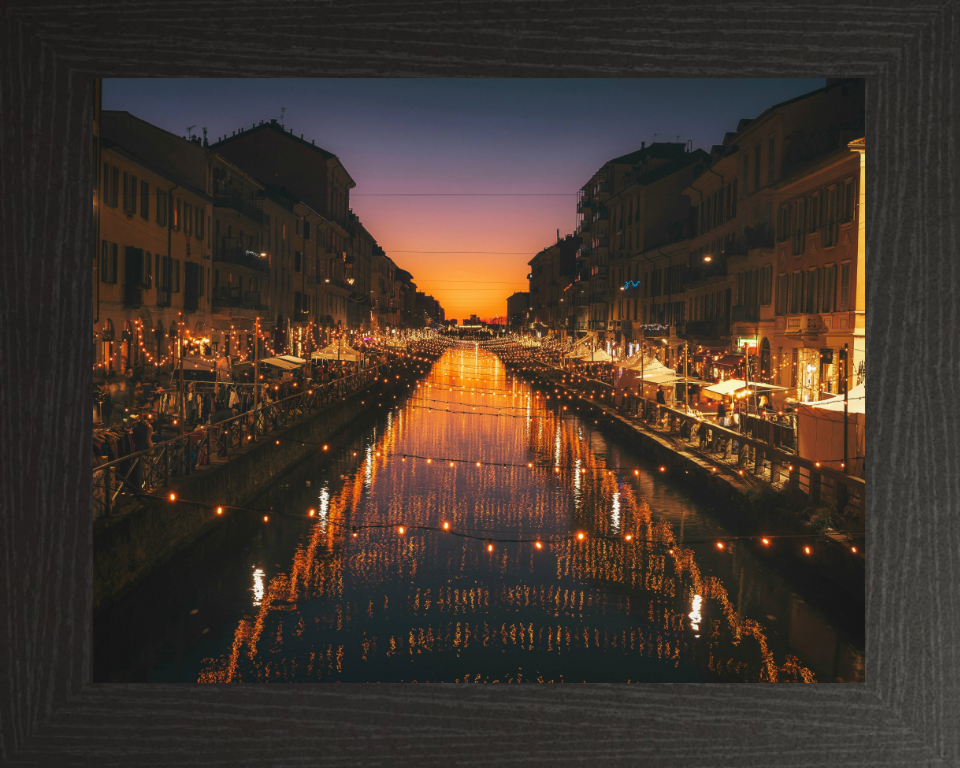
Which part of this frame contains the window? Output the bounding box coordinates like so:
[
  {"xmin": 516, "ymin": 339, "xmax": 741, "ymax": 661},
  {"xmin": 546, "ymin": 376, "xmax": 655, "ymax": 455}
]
[
  {"xmin": 809, "ymin": 192, "xmax": 821, "ymax": 234},
  {"xmin": 143, "ymin": 251, "xmax": 152, "ymax": 289},
  {"xmin": 765, "ymin": 198, "xmax": 772, "ymax": 224},
  {"xmin": 172, "ymin": 259, "xmax": 180, "ymax": 293},
  {"xmin": 731, "ymin": 179, "xmax": 737, "ymax": 215},
  {"xmin": 303, "ymin": 221, "xmax": 311, "ymax": 240},
  {"xmin": 184, "ymin": 202, "xmax": 192, "ymax": 234},
  {"xmin": 776, "ymin": 273, "xmax": 789, "ymax": 315},
  {"xmin": 103, "ymin": 163, "xmax": 119, "ymax": 207},
  {"xmin": 156, "ymin": 187, "xmax": 167, "ymax": 226},
  {"xmin": 790, "ymin": 270, "xmax": 803, "ymax": 314},
  {"xmin": 173, "ymin": 198, "xmax": 180, "ymax": 231},
  {"xmin": 742, "ymin": 155, "xmax": 749, "ymax": 196},
  {"xmin": 294, "ymin": 250, "xmax": 302, "ymax": 273},
  {"xmin": 806, "ymin": 268, "xmax": 819, "ymax": 313},
  {"xmin": 753, "ymin": 144, "xmax": 761, "ymax": 190},
  {"xmin": 761, "ymin": 265, "xmax": 773, "ymax": 305},
  {"xmin": 100, "ymin": 240, "xmax": 118, "ymax": 283},
  {"xmin": 197, "ymin": 210, "xmax": 205, "ymax": 241},
  {"xmin": 841, "ymin": 177, "xmax": 857, "ymax": 222},
  {"xmin": 839, "ymin": 262, "xmax": 851, "ymax": 311},
  {"xmin": 824, "ymin": 185, "xmax": 838, "ymax": 246},
  {"xmin": 140, "ymin": 181, "xmax": 149, "ymax": 219},
  {"xmin": 767, "ymin": 136, "xmax": 775, "ymax": 184},
  {"xmin": 792, "ymin": 198, "xmax": 805, "ymax": 255},
  {"xmin": 821, "ymin": 264, "xmax": 836, "ymax": 313},
  {"xmin": 122, "ymin": 172, "xmax": 137, "ymax": 213}
]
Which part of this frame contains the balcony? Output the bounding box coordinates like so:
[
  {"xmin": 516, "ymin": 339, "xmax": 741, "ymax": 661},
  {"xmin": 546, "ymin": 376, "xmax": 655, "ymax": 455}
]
[
  {"xmin": 687, "ymin": 258, "xmax": 727, "ymax": 284},
  {"xmin": 576, "ymin": 247, "xmax": 591, "ymax": 260},
  {"xmin": 746, "ymin": 224, "xmax": 775, "ymax": 250},
  {"xmin": 595, "ymin": 236, "xmax": 609, "ymax": 249},
  {"xmin": 213, "ymin": 192, "xmax": 264, "ymax": 226},
  {"xmin": 592, "ymin": 209, "xmax": 609, "ymax": 223},
  {"xmin": 577, "ymin": 198, "xmax": 592, "ymax": 214},
  {"xmin": 212, "ymin": 287, "xmax": 266, "ymax": 311},
  {"xmin": 577, "ymin": 221, "xmax": 591, "ymax": 237},
  {"xmin": 216, "ymin": 241, "xmax": 270, "ymax": 274},
  {"xmin": 731, "ymin": 304, "xmax": 760, "ymax": 323},
  {"xmin": 592, "ymin": 265, "xmax": 608, "ymax": 278},
  {"xmin": 681, "ymin": 319, "xmax": 728, "ymax": 338},
  {"xmin": 594, "ymin": 181, "xmax": 610, "ymax": 196}
]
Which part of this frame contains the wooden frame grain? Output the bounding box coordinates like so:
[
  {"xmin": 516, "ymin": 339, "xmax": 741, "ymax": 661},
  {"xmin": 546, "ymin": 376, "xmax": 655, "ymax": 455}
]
[{"xmin": 1, "ymin": 1, "xmax": 956, "ymax": 765}]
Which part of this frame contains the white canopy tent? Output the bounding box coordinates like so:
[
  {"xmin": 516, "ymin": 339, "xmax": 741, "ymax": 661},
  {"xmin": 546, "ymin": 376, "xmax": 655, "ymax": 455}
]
[
  {"xmin": 795, "ymin": 384, "xmax": 865, "ymax": 477},
  {"xmin": 259, "ymin": 356, "xmax": 302, "ymax": 371},
  {"xmin": 701, "ymin": 379, "xmax": 787, "ymax": 400},
  {"xmin": 311, "ymin": 344, "xmax": 361, "ymax": 362}
]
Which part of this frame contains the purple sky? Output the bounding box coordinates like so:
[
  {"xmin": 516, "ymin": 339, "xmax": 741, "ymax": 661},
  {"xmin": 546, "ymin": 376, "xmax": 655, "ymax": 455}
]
[{"xmin": 104, "ymin": 78, "xmax": 825, "ymax": 321}]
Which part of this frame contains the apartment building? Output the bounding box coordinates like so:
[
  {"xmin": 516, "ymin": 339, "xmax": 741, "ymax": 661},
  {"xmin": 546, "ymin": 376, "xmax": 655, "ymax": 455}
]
[
  {"xmin": 96, "ymin": 112, "xmax": 214, "ymax": 374},
  {"xmin": 576, "ymin": 143, "xmax": 691, "ymax": 338}
]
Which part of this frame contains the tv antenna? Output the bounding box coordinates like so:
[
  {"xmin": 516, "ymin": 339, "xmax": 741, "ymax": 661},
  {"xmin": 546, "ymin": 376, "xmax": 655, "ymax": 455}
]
[
  {"xmin": 278, "ymin": 106, "xmax": 286, "ymax": 124},
  {"xmin": 186, "ymin": 125, "xmax": 196, "ymax": 139},
  {"xmin": 676, "ymin": 134, "xmax": 683, "ymax": 143}
]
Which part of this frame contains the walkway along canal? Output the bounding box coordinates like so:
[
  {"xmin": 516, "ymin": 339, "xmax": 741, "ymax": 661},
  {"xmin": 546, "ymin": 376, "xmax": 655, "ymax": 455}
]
[{"xmin": 94, "ymin": 345, "xmax": 864, "ymax": 682}]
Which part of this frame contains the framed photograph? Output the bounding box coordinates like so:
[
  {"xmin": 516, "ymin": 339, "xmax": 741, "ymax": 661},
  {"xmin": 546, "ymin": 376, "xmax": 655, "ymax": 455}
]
[{"xmin": 2, "ymin": 1, "xmax": 955, "ymax": 765}]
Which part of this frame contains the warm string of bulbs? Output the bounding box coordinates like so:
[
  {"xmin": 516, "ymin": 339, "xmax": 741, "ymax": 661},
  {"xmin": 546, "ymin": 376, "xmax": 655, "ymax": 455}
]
[{"xmin": 151, "ymin": 483, "xmax": 862, "ymax": 557}]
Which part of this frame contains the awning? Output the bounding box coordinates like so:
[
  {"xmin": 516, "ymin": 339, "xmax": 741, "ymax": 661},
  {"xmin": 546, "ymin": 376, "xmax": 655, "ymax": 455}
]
[
  {"xmin": 277, "ymin": 355, "xmax": 306, "ymax": 364},
  {"xmin": 801, "ymin": 383, "xmax": 865, "ymax": 413},
  {"xmin": 702, "ymin": 379, "xmax": 749, "ymax": 398},
  {"xmin": 260, "ymin": 357, "xmax": 301, "ymax": 370},
  {"xmin": 714, "ymin": 354, "xmax": 744, "ymax": 369}
]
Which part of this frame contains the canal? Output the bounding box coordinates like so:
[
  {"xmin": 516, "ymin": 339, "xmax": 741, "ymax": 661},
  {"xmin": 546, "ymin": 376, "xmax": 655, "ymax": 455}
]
[{"xmin": 94, "ymin": 346, "xmax": 864, "ymax": 683}]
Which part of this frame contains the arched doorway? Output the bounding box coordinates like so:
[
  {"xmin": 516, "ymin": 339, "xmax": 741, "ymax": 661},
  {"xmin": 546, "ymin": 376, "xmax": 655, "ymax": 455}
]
[{"xmin": 760, "ymin": 337, "xmax": 771, "ymax": 382}]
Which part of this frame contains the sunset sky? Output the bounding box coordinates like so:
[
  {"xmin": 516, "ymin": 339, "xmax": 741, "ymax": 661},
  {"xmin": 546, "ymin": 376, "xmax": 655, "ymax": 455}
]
[{"xmin": 104, "ymin": 78, "xmax": 824, "ymax": 322}]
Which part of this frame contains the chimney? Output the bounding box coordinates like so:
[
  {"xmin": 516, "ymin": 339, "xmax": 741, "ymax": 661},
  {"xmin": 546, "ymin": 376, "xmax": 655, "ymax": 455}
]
[
  {"xmin": 271, "ymin": 118, "xmax": 277, "ymax": 124},
  {"xmin": 312, "ymin": 140, "xmax": 315, "ymax": 145},
  {"xmin": 232, "ymin": 130, "xmax": 235, "ymax": 136},
  {"xmin": 301, "ymin": 133, "xmax": 303, "ymax": 139},
  {"xmin": 641, "ymin": 141, "xmax": 645, "ymax": 149}
]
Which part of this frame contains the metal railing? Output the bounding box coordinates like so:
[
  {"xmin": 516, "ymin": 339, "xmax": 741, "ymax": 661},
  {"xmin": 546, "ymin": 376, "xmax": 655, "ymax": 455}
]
[{"xmin": 92, "ymin": 364, "xmax": 386, "ymax": 521}]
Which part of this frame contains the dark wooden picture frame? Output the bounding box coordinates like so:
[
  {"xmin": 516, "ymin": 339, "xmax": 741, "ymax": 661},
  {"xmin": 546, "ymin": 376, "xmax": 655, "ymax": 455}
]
[{"xmin": 2, "ymin": 1, "xmax": 956, "ymax": 765}]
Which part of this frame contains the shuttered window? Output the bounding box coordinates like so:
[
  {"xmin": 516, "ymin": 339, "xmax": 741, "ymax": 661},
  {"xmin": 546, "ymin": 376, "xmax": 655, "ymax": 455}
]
[
  {"xmin": 156, "ymin": 187, "xmax": 167, "ymax": 226},
  {"xmin": 824, "ymin": 185, "xmax": 838, "ymax": 246},
  {"xmin": 767, "ymin": 136, "xmax": 775, "ymax": 184},
  {"xmin": 122, "ymin": 172, "xmax": 137, "ymax": 213},
  {"xmin": 140, "ymin": 181, "xmax": 149, "ymax": 219},
  {"xmin": 776, "ymin": 273, "xmax": 789, "ymax": 315},
  {"xmin": 839, "ymin": 262, "xmax": 850, "ymax": 311},
  {"xmin": 821, "ymin": 264, "xmax": 836, "ymax": 313},
  {"xmin": 792, "ymin": 198, "xmax": 806, "ymax": 255},
  {"xmin": 761, "ymin": 265, "xmax": 773, "ymax": 306},
  {"xmin": 806, "ymin": 268, "xmax": 819, "ymax": 313},
  {"xmin": 100, "ymin": 240, "xmax": 118, "ymax": 283}
]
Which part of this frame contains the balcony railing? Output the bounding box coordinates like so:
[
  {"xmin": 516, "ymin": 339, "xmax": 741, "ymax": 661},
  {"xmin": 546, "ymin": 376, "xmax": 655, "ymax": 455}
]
[
  {"xmin": 681, "ymin": 319, "xmax": 728, "ymax": 338},
  {"xmin": 577, "ymin": 198, "xmax": 592, "ymax": 214},
  {"xmin": 594, "ymin": 181, "xmax": 610, "ymax": 196},
  {"xmin": 595, "ymin": 236, "xmax": 609, "ymax": 249},
  {"xmin": 577, "ymin": 221, "xmax": 591, "ymax": 237},
  {"xmin": 214, "ymin": 192, "xmax": 264, "ymax": 226},
  {"xmin": 577, "ymin": 247, "xmax": 591, "ymax": 260},
  {"xmin": 592, "ymin": 265, "xmax": 608, "ymax": 278},
  {"xmin": 212, "ymin": 287, "xmax": 266, "ymax": 310},
  {"xmin": 215, "ymin": 243, "xmax": 270, "ymax": 274},
  {"xmin": 731, "ymin": 304, "xmax": 760, "ymax": 323},
  {"xmin": 593, "ymin": 209, "xmax": 609, "ymax": 223}
]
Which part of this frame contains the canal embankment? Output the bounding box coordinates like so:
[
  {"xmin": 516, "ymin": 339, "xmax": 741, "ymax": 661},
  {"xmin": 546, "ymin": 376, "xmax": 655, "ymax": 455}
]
[
  {"xmin": 93, "ymin": 348, "xmax": 439, "ymax": 615},
  {"xmin": 503, "ymin": 359, "xmax": 865, "ymax": 603}
]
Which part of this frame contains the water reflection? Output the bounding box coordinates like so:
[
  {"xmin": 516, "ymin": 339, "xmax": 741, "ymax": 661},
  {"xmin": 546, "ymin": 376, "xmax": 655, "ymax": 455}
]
[{"xmin": 186, "ymin": 348, "xmax": 861, "ymax": 683}]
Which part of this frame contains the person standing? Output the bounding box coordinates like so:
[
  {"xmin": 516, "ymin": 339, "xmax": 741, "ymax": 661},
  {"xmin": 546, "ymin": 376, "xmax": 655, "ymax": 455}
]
[{"xmin": 716, "ymin": 400, "xmax": 727, "ymax": 423}]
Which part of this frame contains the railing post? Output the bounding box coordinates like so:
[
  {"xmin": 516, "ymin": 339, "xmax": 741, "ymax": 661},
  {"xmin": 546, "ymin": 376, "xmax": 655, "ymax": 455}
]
[{"xmin": 809, "ymin": 469, "xmax": 822, "ymax": 503}]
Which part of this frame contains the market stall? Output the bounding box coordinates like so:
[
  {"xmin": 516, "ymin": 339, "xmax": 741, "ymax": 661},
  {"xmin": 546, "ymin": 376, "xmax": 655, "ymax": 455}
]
[{"xmin": 795, "ymin": 384, "xmax": 865, "ymax": 477}]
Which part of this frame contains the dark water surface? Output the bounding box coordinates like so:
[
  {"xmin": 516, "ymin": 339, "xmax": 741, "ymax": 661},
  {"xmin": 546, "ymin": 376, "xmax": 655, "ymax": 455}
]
[{"xmin": 94, "ymin": 348, "xmax": 864, "ymax": 683}]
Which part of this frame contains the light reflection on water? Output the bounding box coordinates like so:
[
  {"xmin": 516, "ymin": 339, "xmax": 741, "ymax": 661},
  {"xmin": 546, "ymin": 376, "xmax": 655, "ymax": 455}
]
[{"xmin": 188, "ymin": 348, "xmax": 862, "ymax": 683}]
